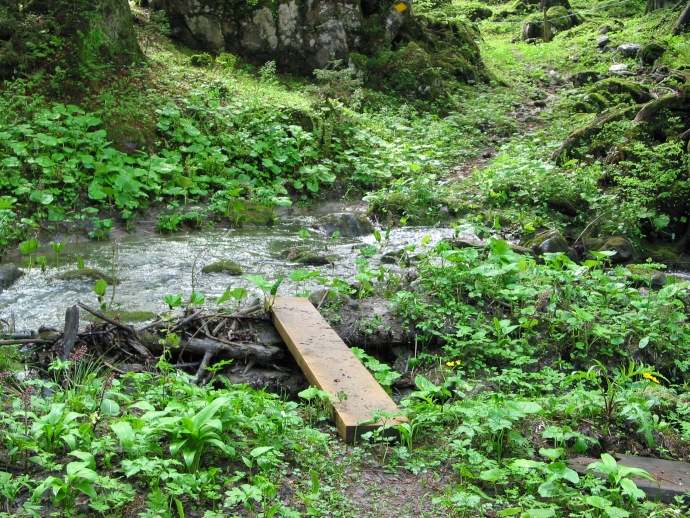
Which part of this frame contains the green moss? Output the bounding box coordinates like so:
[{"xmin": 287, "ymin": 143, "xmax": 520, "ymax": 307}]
[
  {"xmin": 284, "ymin": 247, "xmax": 335, "ymax": 265},
  {"xmin": 354, "ymin": 11, "xmax": 486, "ymax": 100},
  {"xmin": 587, "ymin": 78, "xmax": 651, "ymax": 104},
  {"xmin": 190, "ymin": 54, "xmax": 213, "ymax": 67},
  {"xmin": 57, "ymin": 268, "xmax": 120, "ymax": 285},
  {"xmin": 546, "ymin": 6, "xmax": 572, "ymax": 32},
  {"xmin": 241, "ymin": 200, "xmax": 277, "ymax": 226},
  {"xmin": 95, "ymin": 310, "xmax": 158, "ymax": 322},
  {"xmin": 583, "ymin": 92, "xmax": 609, "ymax": 110},
  {"xmin": 640, "ymin": 42, "xmax": 665, "ymax": 66},
  {"xmin": 201, "ymin": 260, "xmax": 244, "ymax": 275}
]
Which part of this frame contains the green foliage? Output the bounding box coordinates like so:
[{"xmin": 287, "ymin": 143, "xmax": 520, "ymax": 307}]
[
  {"xmin": 565, "ymin": 361, "xmax": 665, "ymax": 447},
  {"xmin": 394, "ymin": 239, "xmax": 690, "ymax": 378},
  {"xmin": 351, "ymin": 347, "xmax": 401, "ymax": 393}
]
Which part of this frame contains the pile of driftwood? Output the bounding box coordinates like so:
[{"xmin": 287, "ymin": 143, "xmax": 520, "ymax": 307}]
[{"xmin": 1, "ymin": 302, "xmax": 298, "ymax": 389}]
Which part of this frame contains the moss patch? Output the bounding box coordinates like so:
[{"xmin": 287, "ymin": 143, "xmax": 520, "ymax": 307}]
[
  {"xmin": 201, "ymin": 260, "xmax": 244, "ymax": 275},
  {"xmin": 57, "ymin": 268, "xmax": 120, "ymax": 285},
  {"xmin": 83, "ymin": 309, "xmax": 158, "ymax": 323}
]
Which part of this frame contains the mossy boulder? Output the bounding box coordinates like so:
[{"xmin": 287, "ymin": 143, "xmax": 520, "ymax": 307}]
[
  {"xmin": 582, "ymin": 92, "xmax": 609, "ymax": 111},
  {"xmin": 462, "ymin": 3, "xmax": 494, "ymax": 21},
  {"xmin": 0, "ymin": 264, "xmax": 22, "ymax": 290},
  {"xmin": 190, "ymin": 53, "xmax": 213, "ymax": 67},
  {"xmin": 546, "ymin": 6, "xmax": 578, "ymax": 33},
  {"xmin": 524, "ymin": 6, "xmax": 580, "ymax": 39},
  {"xmin": 510, "ymin": 245, "xmax": 538, "ymax": 257},
  {"xmin": 1, "ymin": 0, "xmax": 143, "ymax": 82},
  {"xmin": 570, "ymin": 71, "xmax": 600, "ymax": 87},
  {"xmin": 625, "ymin": 266, "xmax": 667, "ymax": 290},
  {"xmin": 201, "ymin": 260, "xmax": 243, "ymax": 275},
  {"xmin": 352, "ymin": 16, "xmax": 486, "ymax": 100},
  {"xmin": 283, "ymin": 247, "xmax": 335, "ymax": 265},
  {"xmin": 587, "ymin": 78, "xmax": 653, "ymax": 104},
  {"xmin": 525, "ymin": 230, "xmax": 578, "ymax": 261},
  {"xmin": 316, "ymin": 213, "xmax": 374, "ymax": 238},
  {"xmin": 228, "ymin": 199, "xmax": 277, "ymax": 227},
  {"xmin": 57, "ymin": 268, "xmax": 120, "ymax": 285},
  {"xmin": 586, "ymin": 236, "xmax": 635, "ymax": 264},
  {"xmin": 640, "ymin": 42, "xmax": 665, "ymax": 66},
  {"xmin": 522, "ymin": 20, "xmax": 544, "ymax": 40}
]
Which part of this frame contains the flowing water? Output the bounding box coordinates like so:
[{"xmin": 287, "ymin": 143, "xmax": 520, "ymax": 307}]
[{"xmin": 0, "ymin": 211, "xmax": 469, "ymax": 332}]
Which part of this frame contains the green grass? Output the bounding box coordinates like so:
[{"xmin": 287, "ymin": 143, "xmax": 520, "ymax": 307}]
[{"xmin": 2, "ymin": 0, "xmax": 690, "ymax": 515}]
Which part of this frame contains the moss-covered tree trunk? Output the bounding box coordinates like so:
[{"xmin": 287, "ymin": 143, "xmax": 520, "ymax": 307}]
[
  {"xmin": 674, "ymin": 0, "xmax": 690, "ymax": 33},
  {"xmin": 1, "ymin": 0, "xmax": 142, "ymax": 82}
]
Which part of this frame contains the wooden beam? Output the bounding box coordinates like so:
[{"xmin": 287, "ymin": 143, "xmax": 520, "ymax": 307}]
[
  {"xmin": 272, "ymin": 297, "xmax": 407, "ymax": 443},
  {"xmin": 568, "ymin": 454, "xmax": 690, "ymax": 503}
]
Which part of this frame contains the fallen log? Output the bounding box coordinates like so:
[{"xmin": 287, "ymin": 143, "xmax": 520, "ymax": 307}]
[
  {"xmin": 182, "ymin": 337, "xmax": 283, "ymax": 365},
  {"xmin": 144, "ymin": 334, "xmax": 283, "ymax": 366}
]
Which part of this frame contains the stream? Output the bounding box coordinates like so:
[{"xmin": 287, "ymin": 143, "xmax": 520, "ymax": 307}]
[{"xmin": 0, "ymin": 210, "xmax": 468, "ymax": 333}]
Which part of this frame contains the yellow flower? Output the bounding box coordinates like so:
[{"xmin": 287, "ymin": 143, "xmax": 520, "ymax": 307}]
[
  {"xmin": 642, "ymin": 372, "xmax": 659, "ymax": 384},
  {"xmin": 446, "ymin": 360, "xmax": 461, "ymax": 367}
]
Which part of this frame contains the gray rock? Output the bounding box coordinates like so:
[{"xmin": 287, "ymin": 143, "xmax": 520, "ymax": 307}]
[
  {"xmin": 163, "ymin": 0, "xmax": 372, "ymax": 73},
  {"xmin": 587, "ymin": 236, "xmax": 634, "ymax": 264},
  {"xmin": 526, "ymin": 230, "xmax": 578, "ymax": 261},
  {"xmin": 651, "ymin": 272, "xmax": 666, "ymax": 290},
  {"xmin": 522, "ymin": 21, "xmax": 544, "ymax": 40},
  {"xmin": 596, "ymin": 35, "xmax": 610, "ymax": 47},
  {"xmin": 549, "ymin": 70, "xmax": 564, "ymax": 85},
  {"xmin": 0, "ymin": 264, "xmax": 22, "ymax": 290},
  {"xmin": 570, "ymin": 71, "xmax": 599, "ymax": 87},
  {"xmin": 609, "ymin": 63, "xmax": 632, "ymax": 75},
  {"xmin": 617, "ymin": 43, "xmax": 642, "ymax": 58},
  {"xmin": 316, "ymin": 213, "xmax": 374, "ymax": 238}
]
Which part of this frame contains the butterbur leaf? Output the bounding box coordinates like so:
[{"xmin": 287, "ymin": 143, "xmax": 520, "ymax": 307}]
[
  {"xmin": 620, "ymin": 478, "xmax": 645, "ymax": 501},
  {"xmin": 539, "ymin": 447, "xmax": 563, "ymax": 461},
  {"xmin": 217, "ymin": 286, "xmax": 247, "ymax": 305},
  {"xmin": 537, "ymin": 481, "xmax": 559, "ymax": 498},
  {"xmin": 269, "ymin": 278, "xmax": 283, "ymax": 296},
  {"xmin": 546, "ymin": 461, "xmax": 579, "ymax": 484},
  {"xmin": 189, "ymin": 292, "xmax": 205, "ymax": 306},
  {"xmin": 523, "ymin": 509, "xmax": 556, "ymax": 518},
  {"xmin": 93, "ymin": 279, "xmax": 108, "ymax": 297},
  {"xmin": 414, "ymin": 375, "xmax": 436, "ymax": 392},
  {"xmin": 101, "ymin": 399, "xmax": 120, "ymax": 416}
]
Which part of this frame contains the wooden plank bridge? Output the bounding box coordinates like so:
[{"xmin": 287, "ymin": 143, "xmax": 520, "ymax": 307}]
[{"xmin": 272, "ymin": 297, "xmax": 407, "ymax": 443}]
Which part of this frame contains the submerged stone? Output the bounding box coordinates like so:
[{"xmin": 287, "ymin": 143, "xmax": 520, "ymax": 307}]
[
  {"xmin": 0, "ymin": 264, "xmax": 22, "ymax": 290},
  {"xmin": 57, "ymin": 268, "xmax": 120, "ymax": 285},
  {"xmin": 587, "ymin": 236, "xmax": 635, "ymax": 264},
  {"xmin": 201, "ymin": 260, "xmax": 244, "ymax": 275},
  {"xmin": 316, "ymin": 213, "xmax": 374, "ymax": 238}
]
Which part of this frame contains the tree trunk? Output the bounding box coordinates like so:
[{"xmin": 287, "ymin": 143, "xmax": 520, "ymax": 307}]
[
  {"xmin": 645, "ymin": 0, "xmax": 672, "ymax": 14},
  {"xmin": 4, "ymin": 0, "xmax": 143, "ymax": 81},
  {"xmin": 674, "ymin": 0, "xmax": 690, "ymax": 33}
]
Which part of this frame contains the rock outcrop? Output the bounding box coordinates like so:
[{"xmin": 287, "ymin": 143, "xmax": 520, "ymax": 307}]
[{"xmin": 163, "ymin": 0, "xmax": 386, "ymax": 73}]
